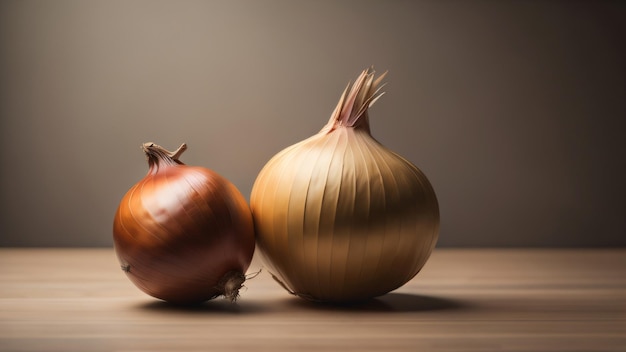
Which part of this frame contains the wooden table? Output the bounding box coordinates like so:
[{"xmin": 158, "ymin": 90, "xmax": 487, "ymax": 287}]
[{"xmin": 0, "ymin": 248, "xmax": 624, "ymax": 351}]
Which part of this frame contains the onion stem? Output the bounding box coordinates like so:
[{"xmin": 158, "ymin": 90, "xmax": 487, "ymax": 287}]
[{"xmin": 142, "ymin": 142, "xmax": 188, "ymax": 169}]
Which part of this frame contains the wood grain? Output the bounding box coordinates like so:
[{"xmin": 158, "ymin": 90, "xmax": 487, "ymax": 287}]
[{"xmin": 1, "ymin": 248, "xmax": 624, "ymax": 351}]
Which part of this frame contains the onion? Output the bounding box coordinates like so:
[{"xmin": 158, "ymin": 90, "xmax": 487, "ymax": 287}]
[
  {"xmin": 113, "ymin": 142, "xmax": 255, "ymax": 304},
  {"xmin": 250, "ymin": 68, "xmax": 439, "ymax": 302}
]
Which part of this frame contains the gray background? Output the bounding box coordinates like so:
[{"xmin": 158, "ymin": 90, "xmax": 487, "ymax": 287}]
[{"xmin": 1, "ymin": 0, "xmax": 624, "ymax": 247}]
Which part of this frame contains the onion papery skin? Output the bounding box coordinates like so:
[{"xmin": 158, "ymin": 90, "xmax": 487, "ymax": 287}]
[
  {"xmin": 250, "ymin": 69, "xmax": 439, "ymax": 302},
  {"xmin": 113, "ymin": 143, "xmax": 255, "ymax": 304}
]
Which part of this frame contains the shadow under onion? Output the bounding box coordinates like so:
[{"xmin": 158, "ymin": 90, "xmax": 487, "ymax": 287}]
[
  {"xmin": 135, "ymin": 292, "xmax": 468, "ymax": 315},
  {"xmin": 137, "ymin": 298, "xmax": 268, "ymax": 314},
  {"xmin": 286, "ymin": 292, "xmax": 468, "ymax": 313}
]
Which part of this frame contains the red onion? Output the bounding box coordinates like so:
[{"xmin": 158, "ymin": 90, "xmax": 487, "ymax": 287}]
[{"xmin": 113, "ymin": 142, "xmax": 255, "ymax": 304}]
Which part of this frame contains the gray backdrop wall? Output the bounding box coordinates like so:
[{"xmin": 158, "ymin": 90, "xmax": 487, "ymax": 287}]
[{"xmin": 1, "ymin": 0, "xmax": 624, "ymax": 247}]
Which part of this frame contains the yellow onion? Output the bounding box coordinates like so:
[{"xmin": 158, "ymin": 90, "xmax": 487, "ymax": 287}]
[
  {"xmin": 250, "ymin": 68, "xmax": 439, "ymax": 302},
  {"xmin": 113, "ymin": 142, "xmax": 255, "ymax": 304}
]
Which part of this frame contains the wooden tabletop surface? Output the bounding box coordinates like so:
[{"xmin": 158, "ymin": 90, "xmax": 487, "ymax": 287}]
[{"xmin": 1, "ymin": 248, "xmax": 624, "ymax": 351}]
